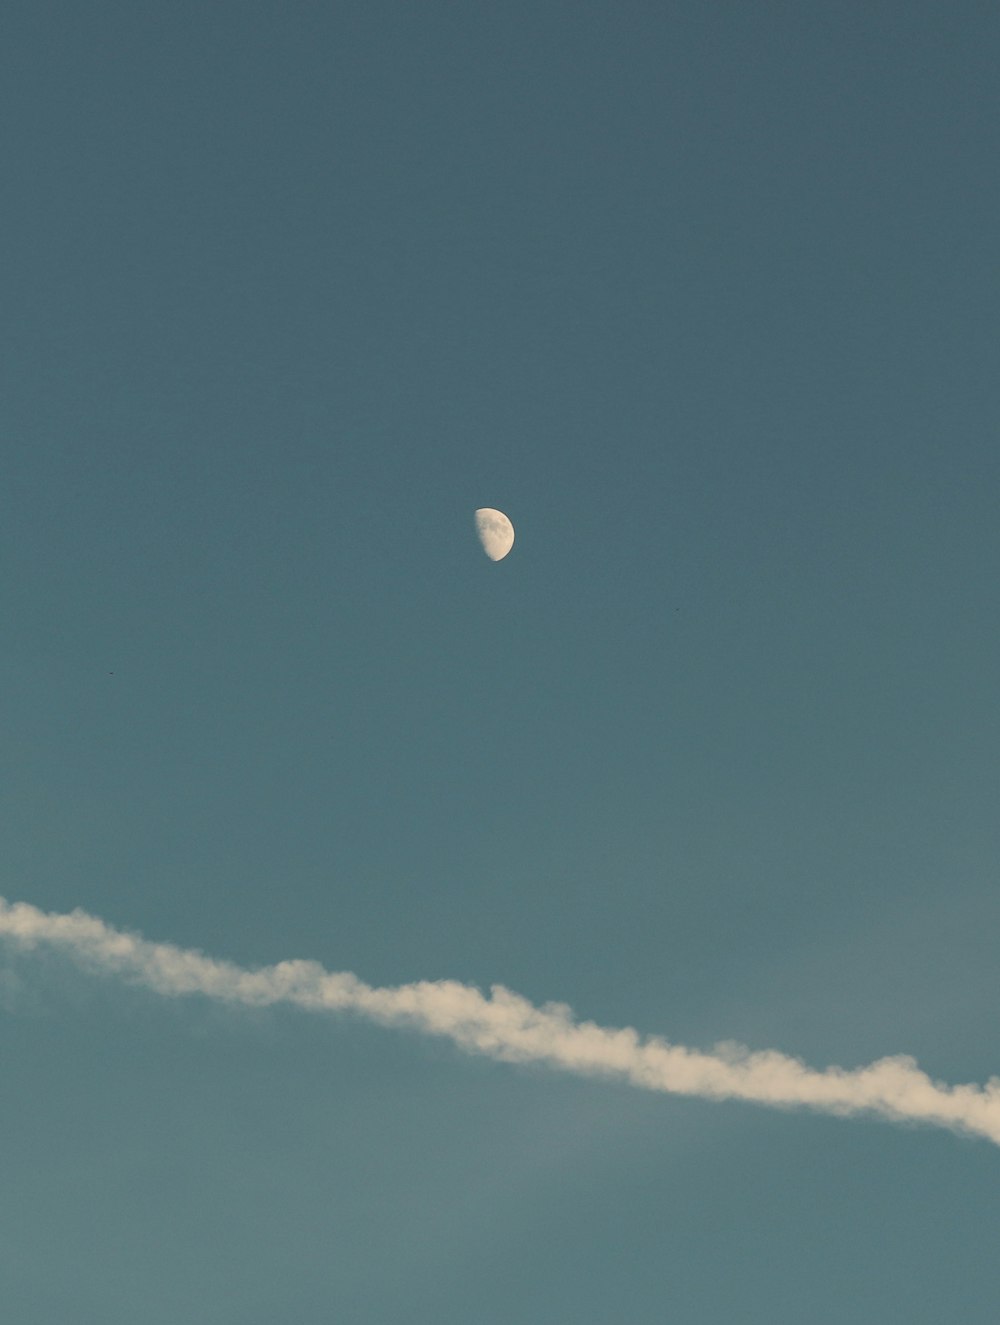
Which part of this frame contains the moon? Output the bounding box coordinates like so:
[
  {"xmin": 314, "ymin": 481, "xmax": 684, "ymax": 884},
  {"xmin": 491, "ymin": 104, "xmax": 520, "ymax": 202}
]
[{"xmin": 475, "ymin": 508, "xmax": 515, "ymax": 561}]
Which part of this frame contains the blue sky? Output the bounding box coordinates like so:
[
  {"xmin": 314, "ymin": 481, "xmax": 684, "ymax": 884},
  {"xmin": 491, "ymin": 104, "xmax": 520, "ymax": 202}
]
[{"xmin": 2, "ymin": 3, "xmax": 999, "ymax": 1320}]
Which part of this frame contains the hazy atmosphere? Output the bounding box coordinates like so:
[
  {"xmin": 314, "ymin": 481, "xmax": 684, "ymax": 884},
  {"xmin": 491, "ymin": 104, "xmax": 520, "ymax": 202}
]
[{"xmin": 3, "ymin": 3, "xmax": 999, "ymax": 1321}]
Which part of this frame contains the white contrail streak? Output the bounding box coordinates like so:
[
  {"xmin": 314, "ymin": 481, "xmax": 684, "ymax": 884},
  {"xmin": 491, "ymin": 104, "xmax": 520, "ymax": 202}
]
[{"xmin": 2, "ymin": 896, "xmax": 999, "ymax": 1145}]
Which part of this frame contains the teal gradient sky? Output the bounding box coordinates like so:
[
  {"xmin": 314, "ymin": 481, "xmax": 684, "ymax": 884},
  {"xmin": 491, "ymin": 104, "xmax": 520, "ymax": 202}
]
[{"xmin": 3, "ymin": 4, "xmax": 999, "ymax": 1321}]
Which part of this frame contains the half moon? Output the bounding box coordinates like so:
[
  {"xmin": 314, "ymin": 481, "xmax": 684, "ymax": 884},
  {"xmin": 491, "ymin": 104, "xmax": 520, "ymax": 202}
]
[{"xmin": 475, "ymin": 508, "xmax": 515, "ymax": 561}]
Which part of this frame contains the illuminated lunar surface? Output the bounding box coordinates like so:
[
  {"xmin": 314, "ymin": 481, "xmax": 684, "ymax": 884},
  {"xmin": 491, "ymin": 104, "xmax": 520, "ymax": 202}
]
[{"xmin": 474, "ymin": 508, "xmax": 515, "ymax": 561}]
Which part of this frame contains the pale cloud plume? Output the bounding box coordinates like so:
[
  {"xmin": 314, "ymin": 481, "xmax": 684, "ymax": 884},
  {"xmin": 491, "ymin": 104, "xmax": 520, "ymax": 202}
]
[{"xmin": 2, "ymin": 895, "xmax": 999, "ymax": 1145}]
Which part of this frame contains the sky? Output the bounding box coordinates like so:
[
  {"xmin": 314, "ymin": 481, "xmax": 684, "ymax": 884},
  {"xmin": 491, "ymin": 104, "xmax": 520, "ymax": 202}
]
[{"xmin": 2, "ymin": 1, "xmax": 999, "ymax": 1320}]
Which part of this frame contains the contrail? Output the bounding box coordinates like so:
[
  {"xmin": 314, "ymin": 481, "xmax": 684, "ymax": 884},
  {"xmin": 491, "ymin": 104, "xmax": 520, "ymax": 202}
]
[{"xmin": 2, "ymin": 896, "xmax": 998, "ymax": 1145}]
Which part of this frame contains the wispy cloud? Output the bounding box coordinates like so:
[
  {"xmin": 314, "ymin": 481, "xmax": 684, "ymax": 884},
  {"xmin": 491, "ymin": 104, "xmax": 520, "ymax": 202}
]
[{"xmin": 2, "ymin": 896, "xmax": 998, "ymax": 1145}]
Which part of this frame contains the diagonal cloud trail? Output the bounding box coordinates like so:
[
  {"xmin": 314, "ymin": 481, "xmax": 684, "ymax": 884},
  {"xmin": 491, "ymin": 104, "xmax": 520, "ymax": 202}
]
[{"xmin": 2, "ymin": 895, "xmax": 999, "ymax": 1145}]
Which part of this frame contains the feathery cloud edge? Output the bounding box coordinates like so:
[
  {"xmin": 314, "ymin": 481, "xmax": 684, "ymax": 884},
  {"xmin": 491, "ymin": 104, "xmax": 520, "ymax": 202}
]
[{"xmin": 2, "ymin": 896, "xmax": 998, "ymax": 1145}]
